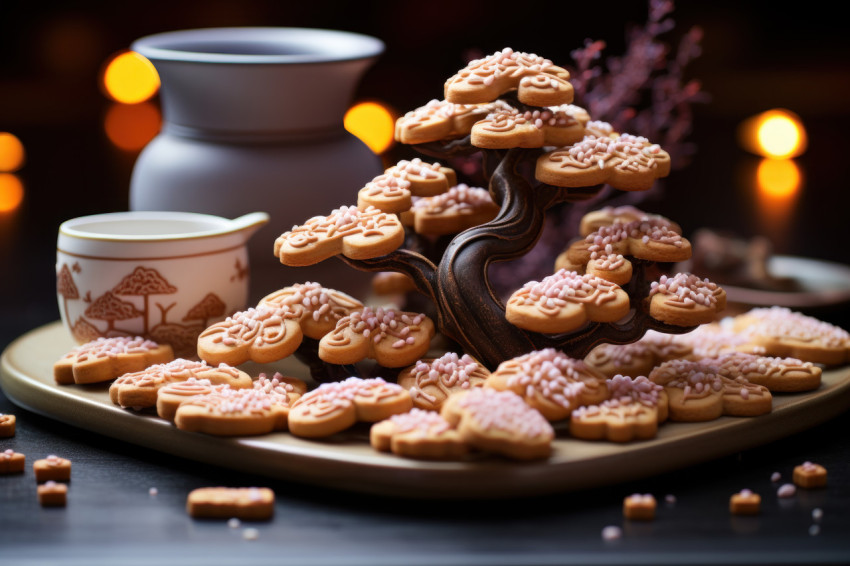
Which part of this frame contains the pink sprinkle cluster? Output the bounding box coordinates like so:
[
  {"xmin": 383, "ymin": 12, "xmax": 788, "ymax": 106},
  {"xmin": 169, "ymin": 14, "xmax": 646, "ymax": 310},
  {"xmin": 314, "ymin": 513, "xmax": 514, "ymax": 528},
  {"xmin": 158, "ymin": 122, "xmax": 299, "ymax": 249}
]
[
  {"xmin": 72, "ymin": 336, "xmax": 159, "ymax": 361},
  {"xmin": 709, "ymin": 352, "xmax": 813, "ymax": 379},
  {"xmin": 410, "ymin": 184, "xmax": 493, "ymax": 214},
  {"xmin": 519, "ymin": 269, "xmax": 620, "ymax": 307},
  {"xmin": 460, "ymin": 47, "xmax": 557, "ymax": 85},
  {"xmin": 650, "ymin": 273, "xmax": 719, "ymax": 306},
  {"xmin": 295, "ymin": 377, "xmax": 404, "ymax": 407},
  {"xmin": 387, "ymin": 408, "xmax": 452, "ymax": 436},
  {"xmin": 284, "ymin": 206, "xmax": 397, "ymax": 247},
  {"xmin": 607, "ymin": 375, "xmax": 662, "ymax": 407},
  {"xmin": 505, "ymin": 348, "xmax": 588, "ymax": 409},
  {"xmin": 347, "ymin": 307, "xmax": 425, "ymax": 348},
  {"xmin": 656, "ymin": 359, "xmax": 723, "ymax": 397},
  {"xmin": 675, "ymin": 322, "xmax": 754, "ymax": 358},
  {"xmin": 740, "ymin": 307, "xmax": 850, "ymax": 348},
  {"xmin": 218, "ymin": 306, "xmax": 296, "ymax": 346},
  {"xmin": 455, "ymin": 388, "xmax": 554, "ymax": 438}
]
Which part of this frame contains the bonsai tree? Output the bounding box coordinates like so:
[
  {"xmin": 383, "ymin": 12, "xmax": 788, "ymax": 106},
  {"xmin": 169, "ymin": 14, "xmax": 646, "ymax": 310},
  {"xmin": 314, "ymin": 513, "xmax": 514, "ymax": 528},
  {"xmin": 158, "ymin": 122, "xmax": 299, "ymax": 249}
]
[{"xmin": 273, "ymin": 47, "xmax": 722, "ymax": 370}]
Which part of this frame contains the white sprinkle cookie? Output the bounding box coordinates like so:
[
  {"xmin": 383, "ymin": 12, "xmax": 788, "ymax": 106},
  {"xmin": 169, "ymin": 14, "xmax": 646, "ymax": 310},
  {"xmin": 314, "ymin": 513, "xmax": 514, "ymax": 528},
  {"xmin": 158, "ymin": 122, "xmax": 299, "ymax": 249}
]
[
  {"xmin": 394, "ymin": 98, "xmax": 512, "ymax": 145},
  {"xmin": 444, "ymin": 47, "xmax": 574, "ymax": 107},
  {"xmin": 357, "ymin": 158, "xmax": 457, "ymax": 213},
  {"xmin": 275, "ymin": 205, "xmax": 405, "ymax": 267},
  {"xmin": 399, "ymin": 184, "xmax": 499, "ymax": 236},
  {"xmin": 486, "ymin": 348, "xmax": 609, "ymax": 420},
  {"xmin": 370, "ymin": 408, "xmax": 468, "ymax": 460},
  {"xmin": 441, "ymin": 388, "xmax": 555, "ymax": 461},
  {"xmin": 584, "ymin": 330, "xmax": 694, "ymax": 378},
  {"xmin": 506, "ymin": 269, "xmax": 631, "ymax": 334},
  {"xmin": 397, "ymin": 352, "xmax": 490, "ymax": 411},
  {"xmin": 54, "ymin": 336, "xmax": 174, "ymax": 385},
  {"xmin": 731, "ymin": 307, "xmax": 850, "ymax": 366},
  {"xmin": 570, "ymin": 376, "xmax": 668, "ymax": 442},
  {"xmin": 109, "ymin": 359, "xmax": 252, "ymax": 410},
  {"xmin": 258, "ymin": 282, "xmax": 364, "ymax": 340},
  {"xmin": 319, "ymin": 306, "xmax": 435, "ymax": 368},
  {"xmin": 536, "ymin": 132, "xmax": 671, "ymax": 191},
  {"xmin": 288, "ymin": 377, "xmax": 413, "ymax": 438},
  {"xmin": 186, "ymin": 487, "xmax": 275, "ymax": 520},
  {"xmin": 649, "ymin": 273, "xmax": 726, "ymax": 326},
  {"xmin": 707, "ymin": 351, "xmax": 822, "ymax": 393},
  {"xmin": 470, "ymin": 104, "xmax": 590, "ymax": 149}
]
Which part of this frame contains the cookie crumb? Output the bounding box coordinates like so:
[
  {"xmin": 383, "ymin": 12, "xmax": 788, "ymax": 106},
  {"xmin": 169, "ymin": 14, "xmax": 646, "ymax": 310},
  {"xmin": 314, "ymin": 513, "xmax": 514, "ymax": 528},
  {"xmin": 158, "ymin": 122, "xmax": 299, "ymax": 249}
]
[
  {"xmin": 38, "ymin": 480, "xmax": 68, "ymax": 507},
  {"xmin": 777, "ymin": 483, "xmax": 796, "ymax": 498},
  {"xmin": 33, "ymin": 455, "xmax": 71, "ymax": 483},
  {"xmin": 793, "ymin": 461, "xmax": 827, "ymax": 488},
  {"xmin": 812, "ymin": 508, "xmax": 823, "ymax": 522},
  {"xmin": 228, "ymin": 518, "xmax": 241, "ymax": 529},
  {"xmin": 623, "ymin": 493, "xmax": 656, "ymax": 520},
  {"xmin": 601, "ymin": 525, "xmax": 622, "ymax": 541},
  {"xmin": 770, "ymin": 472, "xmax": 781, "ymax": 482},
  {"xmin": 0, "ymin": 449, "xmax": 25, "ymax": 474},
  {"xmin": 664, "ymin": 494, "xmax": 676, "ymax": 505},
  {"xmin": 0, "ymin": 413, "xmax": 15, "ymax": 437},
  {"xmin": 242, "ymin": 528, "xmax": 259, "ymax": 540},
  {"xmin": 149, "ymin": 487, "xmax": 158, "ymax": 497},
  {"xmin": 730, "ymin": 489, "xmax": 760, "ymax": 515}
]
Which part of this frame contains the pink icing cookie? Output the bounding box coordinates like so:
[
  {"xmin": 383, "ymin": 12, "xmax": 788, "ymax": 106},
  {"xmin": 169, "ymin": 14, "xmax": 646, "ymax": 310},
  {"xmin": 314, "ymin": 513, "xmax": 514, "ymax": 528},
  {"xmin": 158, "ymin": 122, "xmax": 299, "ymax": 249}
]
[
  {"xmin": 444, "ymin": 47, "xmax": 574, "ymax": 107},
  {"xmin": 370, "ymin": 408, "xmax": 468, "ymax": 460},
  {"xmin": 506, "ymin": 269, "xmax": 631, "ymax": 334},
  {"xmin": 707, "ymin": 351, "xmax": 822, "ymax": 393},
  {"xmin": 275, "ymin": 205, "xmax": 405, "ymax": 266},
  {"xmin": 258, "ymin": 282, "xmax": 364, "ymax": 340},
  {"xmin": 579, "ymin": 205, "xmax": 681, "ymax": 237},
  {"xmin": 536, "ymin": 133, "xmax": 671, "ymax": 191},
  {"xmin": 584, "ymin": 330, "xmax": 694, "ymax": 378},
  {"xmin": 197, "ymin": 305, "xmax": 303, "ymax": 366},
  {"xmin": 470, "ymin": 104, "xmax": 590, "ymax": 149},
  {"xmin": 319, "ymin": 306, "xmax": 435, "ymax": 368},
  {"xmin": 570, "ymin": 375, "xmax": 668, "ymax": 442},
  {"xmin": 399, "ymin": 184, "xmax": 499, "ymax": 236},
  {"xmin": 357, "ymin": 158, "xmax": 457, "ymax": 213},
  {"xmin": 394, "ymin": 98, "xmax": 512, "ymax": 145},
  {"xmin": 441, "ymin": 387, "xmax": 555, "ymax": 460},
  {"xmin": 54, "ymin": 336, "xmax": 174, "ymax": 385},
  {"xmin": 397, "ymin": 352, "xmax": 490, "ymax": 411},
  {"xmin": 288, "ymin": 377, "xmax": 413, "ymax": 438},
  {"xmin": 649, "ymin": 273, "xmax": 726, "ymax": 326}
]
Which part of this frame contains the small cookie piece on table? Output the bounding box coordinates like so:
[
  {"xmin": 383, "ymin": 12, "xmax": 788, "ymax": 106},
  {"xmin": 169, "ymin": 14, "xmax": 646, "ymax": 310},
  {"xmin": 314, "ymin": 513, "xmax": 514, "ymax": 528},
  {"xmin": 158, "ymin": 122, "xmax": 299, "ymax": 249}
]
[
  {"xmin": 33, "ymin": 455, "xmax": 71, "ymax": 482},
  {"xmin": 732, "ymin": 306, "xmax": 850, "ymax": 366},
  {"xmin": 288, "ymin": 377, "xmax": 413, "ymax": 439},
  {"xmin": 486, "ymin": 348, "xmax": 608, "ymax": 421},
  {"xmin": 395, "ymin": 98, "xmax": 511, "ymax": 145},
  {"xmin": 186, "ymin": 487, "xmax": 274, "ymax": 520},
  {"xmin": 441, "ymin": 388, "xmax": 554, "ymax": 461},
  {"xmin": 258, "ymin": 281, "xmax": 364, "ymax": 340},
  {"xmin": 275, "ymin": 205, "xmax": 405, "ymax": 267},
  {"xmin": 0, "ymin": 413, "xmax": 15, "ymax": 437},
  {"xmin": 399, "ymin": 184, "xmax": 499, "ymax": 236},
  {"xmin": 370, "ymin": 408, "xmax": 468, "ymax": 460},
  {"xmin": 319, "ymin": 306, "xmax": 435, "ymax": 368},
  {"xmin": 708, "ymin": 352, "xmax": 822, "ymax": 393},
  {"xmin": 730, "ymin": 489, "xmax": 761, "ymax": 515},
  {"xmin": 54, "ymin": 336, "xmax": 174, "ymax": 385},
  {"xmin": 444, "ymin": 47, "xmax": 574, "ymax": 107},
  {"xmin": 38, "ymin": 481, "xmax": 68, "ymax": 507},
  {"xmin": 536, "ymin": 130, "xmax": 671, "ymax": 191},
  {"xmin": 506, "ymin": 269, "xmax": 630, "ymax": 334},
  {"xmin": 793, "ymin": 461, "xmax": 827, "ymax": 488},
  {"xmin": 397, "ymin": 352, "xmax": 490, "ymax": 412},
  {"xmin": 570, "ymin": 376, "xmax": 668, "ymax": 443},
  {"xmin": 623, "ymin": 493, "xmax": 656, "ymax": 520},
  {"xmin": 0, "ymin": 449, "xmax": 25, "ymax": 474},
  {"xmin": 109, "ymin": 358, "xmax": 252, "ymax": 410},
  {"xmin": 649, "ymin": 273, "xmax": 726, "ymax": 327},
  {"xmin": 357, "ymin": 158, "xmax": 456, "ymax": 213}
]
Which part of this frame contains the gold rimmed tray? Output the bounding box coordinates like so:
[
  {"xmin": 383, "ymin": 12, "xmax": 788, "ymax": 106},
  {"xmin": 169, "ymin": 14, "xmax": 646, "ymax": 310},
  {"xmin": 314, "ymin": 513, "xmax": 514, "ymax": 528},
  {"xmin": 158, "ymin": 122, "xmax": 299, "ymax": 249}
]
[{"xmin": 3, "ymin": 321, "xmax": 850, "ymax": 499}]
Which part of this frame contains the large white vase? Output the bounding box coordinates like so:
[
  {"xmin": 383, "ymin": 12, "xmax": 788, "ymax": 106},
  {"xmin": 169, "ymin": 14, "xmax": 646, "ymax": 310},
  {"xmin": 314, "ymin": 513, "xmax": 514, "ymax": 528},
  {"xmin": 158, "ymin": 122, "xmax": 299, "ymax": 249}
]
[{"xmin": 130, "ymin": 27, "xmax": 385, "ymax": 301}]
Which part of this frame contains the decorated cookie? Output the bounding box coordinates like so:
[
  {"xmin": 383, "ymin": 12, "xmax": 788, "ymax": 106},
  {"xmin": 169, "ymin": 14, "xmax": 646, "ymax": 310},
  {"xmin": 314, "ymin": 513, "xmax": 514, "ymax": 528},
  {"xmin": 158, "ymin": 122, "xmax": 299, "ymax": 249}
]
[
  {"xmin": 441, "ymin": 387, "xmax": 554, "ymax": 460},
  {"xmin": 649, "ymin": 359, "xmax": 772, "ymax": 421},
  {"xmin": 156, "ymin": 377, "xmax": 225, "ymax": 422},
  {"xmin": 38, "ymin": 481, "xmax": 67, "ymax": 507},
  {"xmin": 174, "ymin": 376, "xmax": 302, "ymax": 436},
  {"xmin": 506, "ymin": 269, "xmax": 631, "ymax": 334},
  {"xmin": 0, "ymin": 413, "xmax": 15, "ymax": 438},
  {"xmin": 0, "ymin": 449, "xmax": 25, "ymax": 475},
  {"xmin": 319, "ymin": 306, "xmax": 435, "ymax": 368},
  {"xmin": 486, "ymin": 348, "xmax": 608, "ymax": 420},
  {"xmin": 536, "ymin": 132, "xmax": 671, "ymax": 191},
  {"xmin": 109, "ymin": 359, "xmax": 252, "ymax": 410},
  {"xmin": 397, "ymin": 352, "xmax": 490, "ymax": 411},
  {"xmin": 288, "ymin": 377, "xmax": 413, "ymax": 438},
  {"xmin": 793, "ymin": 461, "xmax": 827, "ymax": 488},
  {"xmin": 470, "ymin": 104, "xmax": 590, "ymax": 149},
  {"xmin": 258, "ymin": 281, "xmax": 364, "ymax": 340},
  {"xmin": 708, "ymin": 352, "xmax": 822, "ymax": 393},
  {"xmin": 584, "ymin": 330, "xmax": 694, "ymax": 378},
  {"xmin": 400, "ymin": 184, "xmax": 499, "ymax": 236},
  {"xmin": 444, "ymin": 47, "xmax": 574, "ymax": 107},
  {"xmin": 649, "ymin": 273, "xmax": 726, "ymax": 326},
  {"xmin": 186, "ymin": 487, "xmax": 275, "ymax": 520},
  {"xmin": 731, "ymin": 307, "xmax": 850, "ymax": 366},
  {"xmin": 275, "ymin": 205, "xmax": 405, "ymax": 266},
  {"xmin": 370, "ymin": 408, "xmax": 468, "ymax": 460},
  {"xmin": 54, "ymin": 336, "xmax": 174, "ymax": 385},
  {"xmin": 730, "ymin": 489, "xmax": 761, "ymax": 515},
  {"xmin": 579, "ymin": 205, "xmax": 681, "ymax": 237},
  {"xmin": 357, "ymin": 158, "xmax": 457, "ymax": 213},
  {"xmin": 197, "ymin": 305, "xmax": 303, "ymax": 366},
  {"xmin": 623, "ymin": 493, "xmax": 657, "ymax": 520},
  {"xmin": 570, "ymin": 375, "xmax": 667, "ymax": 443},
  {"xmin": 394, "ymin": 98, "xmax": 512, "ymax": 145},
  {"xmin": 673, "ymin": 321, "xmax": 758, "ymax": 358},
  {"xmin": 33, "ymin": 455, "xmax": 71, "ymax": 482}
]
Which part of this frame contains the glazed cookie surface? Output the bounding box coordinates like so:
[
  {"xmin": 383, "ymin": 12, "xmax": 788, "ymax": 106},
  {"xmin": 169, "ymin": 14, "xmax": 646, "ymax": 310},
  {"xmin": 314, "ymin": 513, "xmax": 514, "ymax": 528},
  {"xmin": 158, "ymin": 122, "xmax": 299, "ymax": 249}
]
[
  {"xmin": 258, "ymin": 282, "xmax": 364, "ymax": 340},
  {"xmin": 370, "ymin": 408, "xmax": 468, "ymax": 460},
  {"xmin": 394, "ymin": 98, "xmax": 511, "ymax": 145},
  {"xmin": 54, "ymin": 336, "xmax": 174, "ymax": 385},
  {"xmin": 357, "ymin": 158, "xmax": 457, "ymax": 213},
  {"xmin": 397, "ymin": 352, "xmax": 490, "ymax": 411},
  {"xmin": 400, "ymin": 184, "xmax": 499, "ymax": 236},
  {"xmin": 470, "ymin": 104, "xmax": 590, "ymax": 149},
  {"xmin": 319, "ymin": 306, "xmax": 435, "ymax": 368},
  {"xmin": 197, "ymin": 305, "xmax": 303, "ymax": 366},
  {"xmin": 649, "ymin": 273, "xmax": 726, "ymax": 326},
  {"xmin": 579, "ymin": 205, "xmax": 681, "ymax": 237},
  {"xmin": 506, "ymin": 269, "xmax": 630, "ymax": 334},
  {"xmin": 584, "ymin": 329, "xmax": 694, "ymax": 378},
  {"xmin": 708, "ymin": 351, "xmax": 822, "ymax": 393},
  {"xmin": 444, "ymin": 47, "xmax": 574, "ymax": 107},
  {"xmin": 570, "ymin": 376, "xmax": 667, "ymax": 442}
]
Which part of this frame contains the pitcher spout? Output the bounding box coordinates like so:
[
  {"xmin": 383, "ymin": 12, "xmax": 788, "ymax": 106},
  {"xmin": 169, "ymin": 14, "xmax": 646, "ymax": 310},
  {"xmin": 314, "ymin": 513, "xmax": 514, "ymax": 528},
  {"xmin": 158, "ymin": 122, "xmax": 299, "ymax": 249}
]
[{"xmin": 229, "ymin": 212, "xmax": 270, "ymax": 243}]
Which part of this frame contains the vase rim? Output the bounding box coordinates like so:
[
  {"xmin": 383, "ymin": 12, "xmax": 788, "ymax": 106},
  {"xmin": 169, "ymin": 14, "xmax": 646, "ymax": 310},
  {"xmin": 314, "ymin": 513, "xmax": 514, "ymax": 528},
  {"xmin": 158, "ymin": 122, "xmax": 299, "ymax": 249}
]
[{"xmin": 132, "ymin": 26, "xmax": 384, "ymax": 65}]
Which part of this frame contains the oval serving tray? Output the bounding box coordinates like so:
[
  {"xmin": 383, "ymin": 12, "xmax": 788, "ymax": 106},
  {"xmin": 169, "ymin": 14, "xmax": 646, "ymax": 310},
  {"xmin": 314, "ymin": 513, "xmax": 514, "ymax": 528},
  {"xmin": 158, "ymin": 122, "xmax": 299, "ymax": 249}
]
[{"xmin": 2, "ymin": 321, "xmax": 850, "ymax": 499}]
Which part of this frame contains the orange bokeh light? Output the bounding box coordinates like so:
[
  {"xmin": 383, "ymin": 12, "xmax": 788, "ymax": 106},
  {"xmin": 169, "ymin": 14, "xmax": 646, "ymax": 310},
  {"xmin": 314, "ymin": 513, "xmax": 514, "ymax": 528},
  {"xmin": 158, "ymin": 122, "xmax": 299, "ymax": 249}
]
[
  {"xmin": 0, "ymin": 174, "xmax": 25, "ymax": 213},
  {"xmin": 0, "ymin": 132, "xmax": 26, "ymax": 172},
  {"xmin": 738, "ymin": 109, "xmax": 807, "ymax": 159},
  {"xmin": 104, "ymin": 102, "xmax": 162, "ymax": 152},
  {"xmin": 101, "ymin": 51, "xmax": 160, "ymax": 104},
  {"xmin": 344, "ymin": 101, "xmax": 396, "ymax": 154},
  {"xmin": 756, "ymin": 158, "xmax": 802, "ymax": 200}
]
